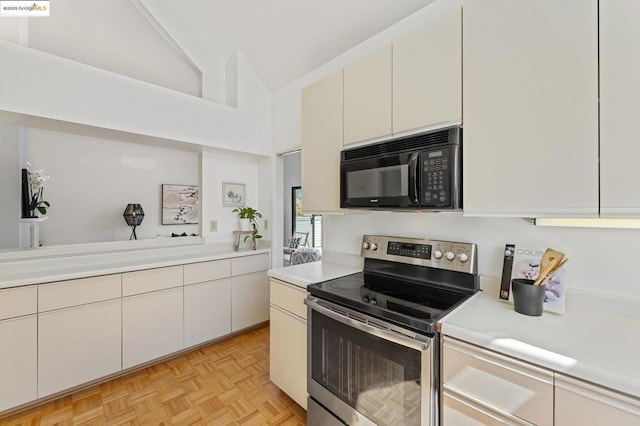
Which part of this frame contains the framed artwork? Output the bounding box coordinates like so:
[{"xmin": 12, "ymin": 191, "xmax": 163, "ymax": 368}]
[
  {"xmin": 222, "ymin": 182, "xmax": 245, "ymax": 207},
  {"xmin": 162, "ymin": 184, "xmax": 199, "ymax": 224}
]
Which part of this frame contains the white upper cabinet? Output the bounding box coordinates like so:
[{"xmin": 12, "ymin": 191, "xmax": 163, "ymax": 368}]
[
  {"xmin": 301, "ymin": 70, "xmax": 344, "ymax": 213},
  {"xmin": 600, "ymin": 0, "xmax": 640, "ymax": 217},
  {"xmin": 343, "ymin": 45, "xmax": 393, "ymax": 145},
  {"xmin": 393, "ymin": 8, "xmax": 462, "ymax": 135},
  {"xmin": 462, "ymin": 0, "xmax": 599, "ymax": 217}
]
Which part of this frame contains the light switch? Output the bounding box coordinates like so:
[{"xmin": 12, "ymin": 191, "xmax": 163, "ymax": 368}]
[
  {"xmin": 264, "ymin": 219, "xmax": 268, "ymax": 230},
  {"xmin": 209, "ymin": 220, "xmax": 217, "ymax": 232}
]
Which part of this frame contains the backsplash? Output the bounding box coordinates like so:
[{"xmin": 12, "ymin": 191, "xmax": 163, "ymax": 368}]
[{"xmin": 323, "ymin": 211, "xmax": 640, "ymax": 300}]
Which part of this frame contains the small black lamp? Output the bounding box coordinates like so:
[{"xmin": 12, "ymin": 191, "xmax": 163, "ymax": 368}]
[{"xmin": 123, "ymin": 204, "xmax": 144, "ymax": 240}]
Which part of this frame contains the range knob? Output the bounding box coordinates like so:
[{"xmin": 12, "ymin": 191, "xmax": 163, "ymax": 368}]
[
  {"xmin": 370, "ymin": 242, "xmax": 378, "ymax": 251},
  {"xmin": 362, "ymin": 242, "xmax": 370, "ymax": 250},
  {"xmin": 458, "ymin": 252, "xmax": 469, "ymax": 263},
  {"xmin": 363, "ymin": 295, "xmax": 370, "ymax": 303},
  {"xmin": 369, "ymin": 298, "xmax": 377, "ymax": 305},
  {"xmin": 445, "ymin": 251, "xmax": 455, "ymax": 261},
  {"xmin": 433, "ymin": 249, "xmax": 443, "ymax": 259}
]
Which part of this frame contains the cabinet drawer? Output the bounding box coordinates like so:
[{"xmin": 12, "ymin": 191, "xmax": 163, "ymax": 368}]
[
  {"xmin": 555, "ymin": 373, "xmax": 640, "ymax": 425},
  {"xmin": 184, "ymin": 259, "xmax": 231, "ymax": 285},
  {"xmin": 442, "ymin": 337, "xmax": 553, "ymax": 426},
  {"xmin": 231, "ymin": 253, "xmax": 269, "ymax": 276},
  {"xmin": 122, "ymin": 265, "xmax": 183, "ymax": 296},
  {"xmin": 0, "ymin": 286, "xmax": 37, "ymax": 320},
  {"xmin": 443, "ymin": 388, "xmax": 533, "ymax": 426},
  {"xmin": 39, "ymin": 274, "xmax": 121, "ymax": 312},
  {"xmin": 270, "ymin": 279, "xmax": 307, "ymax": 320}
]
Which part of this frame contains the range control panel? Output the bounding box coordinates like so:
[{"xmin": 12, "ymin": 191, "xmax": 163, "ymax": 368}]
[{"xmin": 361, "ymin": 235, "xmax": 477, "ymax": 274}]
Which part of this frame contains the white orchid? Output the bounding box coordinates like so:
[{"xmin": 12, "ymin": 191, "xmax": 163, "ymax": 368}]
[{"xmin": 26, "ymin": 162, "xmax": 51, "ymax": 215}]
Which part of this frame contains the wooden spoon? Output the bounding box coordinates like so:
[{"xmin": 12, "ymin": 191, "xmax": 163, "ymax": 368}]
[
  {"xmin": 538, "ymin": 257, "xmax": 569, "ymax": 287},
  {"xmin": 533, "ymin": 248, "xmax": 564, "ymax": 285}
]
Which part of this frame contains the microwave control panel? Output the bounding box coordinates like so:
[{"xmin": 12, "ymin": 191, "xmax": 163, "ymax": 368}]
[{"xmin": 421, "ymin": 145, "xmax": 455, "ymax": 207}]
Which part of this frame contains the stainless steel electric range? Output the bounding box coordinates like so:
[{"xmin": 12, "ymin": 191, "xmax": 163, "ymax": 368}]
[{"xmin": 305, "ymin": 235, "xmax": 478, "ymax": 426}]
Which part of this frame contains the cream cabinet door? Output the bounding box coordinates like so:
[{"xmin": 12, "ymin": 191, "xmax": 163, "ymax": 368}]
[
  {"xmin": 462, "ymin": 0, "xmax": 598, "ymax": 217},
  {"xmin": 393, "ymin": 8, "xmax": 462, "ymax": 134},
  {"xmin": 231, "ymin": 271, "xmax": 269, "ymax": 332},
  {"xmin": 555, "ymin": 374, "xmax": 640, "ymax": 425},
  {"xmin": 184, "ymin": 279, "xmax": 231, "ymax": 347},
  {"xmin": 0, "ymin": 315, "xmax": 37, "ymax": 412},
  {"xmin": 343, "ymin": 45, "xmax": 392, "ymax": 145},
  {"xmin": 38, "ymin": 299, "xmax": 121, "ymax": 398},
  {"xmin": 442, "ymin": 337, "xmax": 553, "ymax": 426},
  {"xmin": 122, "ymin": 287, "xmax": 183, "ymax": 369},
  {"xmin": 269, "ymin": 306, "xmax": 307, "ymax": 409},
  {"xmin": 600, "ymin": 0, "xmax": 640, "ymax": 216},
  {"xmin": 301, "ymin": 70, "xmax": 343, "ymax": 213}
]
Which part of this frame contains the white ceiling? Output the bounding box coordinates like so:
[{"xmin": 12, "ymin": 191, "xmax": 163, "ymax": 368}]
[{"xmin": 182, "ymin": 0, "xmax": 435, "ymax": 91}]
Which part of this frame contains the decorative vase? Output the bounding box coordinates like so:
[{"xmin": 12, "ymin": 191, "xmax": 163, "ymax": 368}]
[{"xmin": 239, "ymin": 218, "xmax": 251, "ymax": 231}]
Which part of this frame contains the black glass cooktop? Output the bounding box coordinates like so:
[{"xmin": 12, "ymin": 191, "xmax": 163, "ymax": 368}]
[{"xmin": 307, "ymin": 262, "xmax": 473, "ymax": 335}]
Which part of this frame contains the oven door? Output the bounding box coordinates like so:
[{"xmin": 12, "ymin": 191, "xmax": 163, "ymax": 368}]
[
  {"xmin": 306, "ymin": 297, "xmax": 435, "ymax": 426},
  {"xmin": 340, "ymin": 152, "xmax": 420, "ymax": 208}
]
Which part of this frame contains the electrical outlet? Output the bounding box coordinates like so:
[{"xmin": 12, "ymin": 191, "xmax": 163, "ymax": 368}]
[
  {"xmin": 264, "ymin": 219, "xmax": 268, "ymax": 230},
  {"xmin": 209, "ymin": 220, "xmax": 217, "ymax": 232}
]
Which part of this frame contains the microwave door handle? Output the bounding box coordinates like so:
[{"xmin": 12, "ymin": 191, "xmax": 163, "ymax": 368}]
[{"xmin": 409, "ymin": 153, "xmax": 419, "ymax": 205}]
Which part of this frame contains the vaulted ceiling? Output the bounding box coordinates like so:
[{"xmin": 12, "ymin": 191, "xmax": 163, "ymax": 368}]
[{"xmin": 181, "ymin": 0, "xmax": 435, "ymax": 91}]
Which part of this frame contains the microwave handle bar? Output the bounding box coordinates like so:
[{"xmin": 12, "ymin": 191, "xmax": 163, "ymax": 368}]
[{"xmin": 409, "ymin": 152, "xmax": 419, "ymax": 205}]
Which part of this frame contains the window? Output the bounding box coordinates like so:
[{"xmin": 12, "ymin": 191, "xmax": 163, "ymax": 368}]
[{"xmin": 292, "ymin": 187, "xmax": 321, "ymax": 247}]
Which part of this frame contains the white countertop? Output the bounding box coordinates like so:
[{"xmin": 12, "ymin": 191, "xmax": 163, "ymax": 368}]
[
  {"xmin": 0, "ymin": 244, "xmax": 271, "ymax": 288},
  {"xmin": 268, "ymin": 261, "xmax": 362, "ymax": 288},
  {"xmin": 440, "ymin": 288, "xmax": 640, "ymax": 399}
]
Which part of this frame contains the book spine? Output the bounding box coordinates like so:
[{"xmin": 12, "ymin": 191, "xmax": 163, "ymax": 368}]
[{"xmin": 500, "ymin": 244, "xmax": 515, "ymax": 300}]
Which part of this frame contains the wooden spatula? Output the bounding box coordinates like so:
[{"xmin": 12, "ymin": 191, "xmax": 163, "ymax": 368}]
[
  {"xmin": 533, "ymin": 248, "xmax": 564, "ymax": 285},
  {"xmin": 538, "ymin": 257, "xmax": 569, "ymax": 287}
]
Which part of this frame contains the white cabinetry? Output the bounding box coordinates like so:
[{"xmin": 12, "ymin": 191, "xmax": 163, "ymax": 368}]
[
  {"xmin": 231, "ymin": 254, "xmax": 270, "ymax": 332},
  {"xmin": 38, "ymin": 300, "xmax": 121, "ymax": 397},
  {"xmin": 600, "ymin": 0, "xmax": 640, "ymax": 216},
  {"xmin": 393, "ymin": 8, "xmax": 462, "ymax": 134},
  {"xmin": 301, "ymin": 70, "xmax": 343, "ymax": 213},
  {"xmin": 555, "ymin": 374, "xmax": 640, "ymax": 425},
  {"xmin": 442, "ymin": 336, "xmax": 554, "ymax": 425},
  {"xmin": 122, "ymin": 266, "xmax": 183, "ymax": 369},
  {"xmin": 184, "ymin": 260, "xmax": 232, "ymax": 347},
  {"xmin": 269, "ymin": 278, "xmax": 308, "ymax": 409},
  {"xmin": 343, "ymin": 45, "xmax": 392, "ymax": 145},
  {"xmin": 0, "ymin": 286, "xmax": 37, "ymax": 412},
  {"xmin": 462, "ymin": 0, "xmax": 599, "ymax": 217},
  {"xmin": 37, "ymin": 275, "xmax": 122, "ymax": 398}
]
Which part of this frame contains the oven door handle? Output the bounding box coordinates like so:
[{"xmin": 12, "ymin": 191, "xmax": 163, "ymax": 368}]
[{"xmin": 306, "ymin": 298, "xmax": 431, "ymax": 352}]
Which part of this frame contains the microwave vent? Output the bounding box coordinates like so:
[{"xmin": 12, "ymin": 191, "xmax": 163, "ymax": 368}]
[{"xmin": 342, "ymin": 127, "xmax": 460, "ymax": 161}]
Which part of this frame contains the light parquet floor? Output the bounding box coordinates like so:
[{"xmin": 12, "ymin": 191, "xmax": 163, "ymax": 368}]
[{"xmin": 0, "ymin": 325, "xmax": 306, "ymax": 426}]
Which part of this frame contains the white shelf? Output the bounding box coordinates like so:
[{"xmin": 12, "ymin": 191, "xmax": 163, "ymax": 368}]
[{"xmin": 20, "ymin": 217, "xmax": 48, "ymax": 224}]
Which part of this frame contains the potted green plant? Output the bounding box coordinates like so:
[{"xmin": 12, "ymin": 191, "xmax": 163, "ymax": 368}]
[{"xmin": 232, "ymin": 206, "xmax": 263, "ymax": 242}]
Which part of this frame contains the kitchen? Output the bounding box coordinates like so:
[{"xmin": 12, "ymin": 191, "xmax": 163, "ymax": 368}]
[{"xmin": 1, "ymin": 0, "xmax": 640, "ymax": 424}]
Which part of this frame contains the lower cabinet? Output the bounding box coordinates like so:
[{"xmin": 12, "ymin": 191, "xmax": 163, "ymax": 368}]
[
  {"xmin": 122, "ymin": 287, "xmax": 183, "ymax": 369},
  {"xmin": 269, "ymin": 278, "xmax": 308, "ymax": 409},
  {"xmin": 0, "ymin": 315, "xmax": 37, "ymax": 412},
  {"xmin": 555, "ymin": 373, "xmax": 640, "ymax": 425},
  {"xmin": 442, "ymin": 335, "xmax": 640, "ymax": 426},
  {"xmin": 184, "ymin": 278, "xmax": 232, "ymax": 347},
  {"xmin": 38, "ymin": 300, "xmax": 122, "ymax": 398},
  {"xmin": 441, "ymin": 336, "xmax": 554, "ymax": 426},
  {"xmin": 231, "ymin": 272, "xmax": 269, "ymax": 332}
]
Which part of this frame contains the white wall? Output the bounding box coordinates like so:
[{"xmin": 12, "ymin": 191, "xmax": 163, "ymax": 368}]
[
  {"xmin": 27, "ymin": 128, "xmax": 199, "ymax": 246},
  {"xmin": 200, "ymin": 150, "xmax": 271, "ymax": 246},
  {"xmin": 0, "ymin": 124, "xmax": 20, "ymax": 249},
  {"xmin": 21, "ymin": 0, "xmax": 202, "ymax": 96},
  {"xmin": 323, "ymin": 212, "xmax": 640, "ymax": 300}
]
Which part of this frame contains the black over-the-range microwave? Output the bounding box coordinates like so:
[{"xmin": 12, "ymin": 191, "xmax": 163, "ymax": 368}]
[{"xmin": 340, "ymin": 126, "xmax": 462, "ymax": 210}]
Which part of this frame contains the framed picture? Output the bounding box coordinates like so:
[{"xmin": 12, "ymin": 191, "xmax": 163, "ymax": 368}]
[
  {"xmin": 222, "ymin": 182, "xmax": 246, "ymax": 207},
  {"xmin": 162, "ymin": 184, "xmax": 199, "ymax": 225}
]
